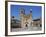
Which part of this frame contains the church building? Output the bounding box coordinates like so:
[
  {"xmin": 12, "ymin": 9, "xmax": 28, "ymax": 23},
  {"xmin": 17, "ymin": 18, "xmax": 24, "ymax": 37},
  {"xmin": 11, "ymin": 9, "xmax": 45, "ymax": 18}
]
[{"xmin": 20, "ymin": 8, "xmax": 33, "ymax": 28}]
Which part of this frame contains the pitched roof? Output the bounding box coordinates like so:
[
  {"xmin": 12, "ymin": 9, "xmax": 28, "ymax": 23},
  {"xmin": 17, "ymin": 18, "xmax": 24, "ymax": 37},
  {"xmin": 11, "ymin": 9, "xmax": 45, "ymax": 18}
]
[{"xmin": 33, "ymin": 19, "xmax": 40, "ymax": 21}]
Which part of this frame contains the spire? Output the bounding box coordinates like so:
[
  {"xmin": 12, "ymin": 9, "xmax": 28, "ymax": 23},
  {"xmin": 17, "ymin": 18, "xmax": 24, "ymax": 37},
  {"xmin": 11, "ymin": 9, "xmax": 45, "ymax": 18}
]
[
  {"xmin": 30, "ymin": 9, "xmax": 32, "ymax": 13},
  {"xmin": 20, "ymin": 8, "xmax": 25, "ymax": 14}
]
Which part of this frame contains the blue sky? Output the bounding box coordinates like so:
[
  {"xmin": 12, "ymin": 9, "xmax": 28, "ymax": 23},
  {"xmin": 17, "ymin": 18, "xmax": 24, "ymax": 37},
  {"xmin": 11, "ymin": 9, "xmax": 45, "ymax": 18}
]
[{"xmin": 11, "ymin": 5, "xmax": 42, "ymax": 20}]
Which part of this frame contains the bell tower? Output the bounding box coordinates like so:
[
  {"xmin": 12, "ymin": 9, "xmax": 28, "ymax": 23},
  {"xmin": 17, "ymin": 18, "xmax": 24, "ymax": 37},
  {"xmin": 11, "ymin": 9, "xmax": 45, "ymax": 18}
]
[
  {"xmin": 28, "ymin": 9, "xmax": 32, "ymax": 27},
  {"xmin": 30, "ymin": 9, "xmax": 33, "ymax": 27},
  {"xmin": 20, "ymin": 8, "xmax": 25, "ymax": 28}
]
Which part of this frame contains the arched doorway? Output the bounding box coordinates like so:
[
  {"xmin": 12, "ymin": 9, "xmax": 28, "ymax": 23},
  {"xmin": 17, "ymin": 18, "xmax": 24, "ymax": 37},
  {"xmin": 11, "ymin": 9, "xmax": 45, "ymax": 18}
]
[
  {"xmin": 25, "ymin": 22, "xmax": 28, "ymax": 27},
  {"xmin": 26, "ymin": 24, "xmax": 28, "ymax": 27}
]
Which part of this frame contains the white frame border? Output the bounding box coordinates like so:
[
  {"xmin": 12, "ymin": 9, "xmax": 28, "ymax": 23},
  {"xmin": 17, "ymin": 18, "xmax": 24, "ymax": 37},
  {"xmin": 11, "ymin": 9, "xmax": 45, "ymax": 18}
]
[{"xmin": 7, "ymin": 2, "xmax": 45, "ymax": 35}]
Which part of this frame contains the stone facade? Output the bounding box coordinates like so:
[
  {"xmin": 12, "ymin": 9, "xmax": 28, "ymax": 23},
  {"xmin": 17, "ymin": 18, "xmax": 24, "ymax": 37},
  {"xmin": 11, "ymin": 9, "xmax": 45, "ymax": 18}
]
[{"xmin": 20, "ymin": 8, "xmax": 32, "ymax": 28}]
